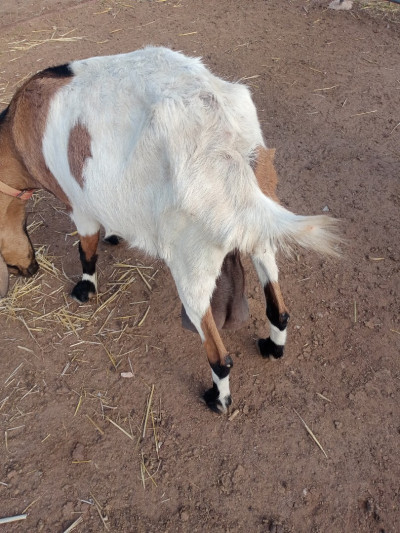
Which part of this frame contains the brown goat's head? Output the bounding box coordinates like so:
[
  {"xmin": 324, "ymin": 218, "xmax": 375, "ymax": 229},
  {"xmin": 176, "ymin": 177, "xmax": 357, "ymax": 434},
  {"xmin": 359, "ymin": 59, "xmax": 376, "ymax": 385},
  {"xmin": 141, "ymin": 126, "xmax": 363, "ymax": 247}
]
[
  {"xmin": 0, "ymin": 106, "xmax": 39, "ymax": 297},
  {"xmin": 0, "ymin": 194, "xmax": 38, "ymax": 296}
]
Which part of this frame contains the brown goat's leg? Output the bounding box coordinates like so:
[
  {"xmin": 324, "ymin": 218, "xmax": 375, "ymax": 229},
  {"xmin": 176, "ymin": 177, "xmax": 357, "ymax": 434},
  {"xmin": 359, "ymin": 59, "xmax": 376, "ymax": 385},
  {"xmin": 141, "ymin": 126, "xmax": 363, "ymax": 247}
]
[
  {"xmin": 252, "ymin": 248, "xmax": 290, "ymax": 359},
  {"xmin": 71, "ymin": 231, "xmax": 99, "ymax": 303},
  {"xmin": 0, "ymin": 197, "xmax": 38, "ymax": 278},
  {"xmin": 201, "ymin": 307, "xmax": 233, "ymax": 413}
]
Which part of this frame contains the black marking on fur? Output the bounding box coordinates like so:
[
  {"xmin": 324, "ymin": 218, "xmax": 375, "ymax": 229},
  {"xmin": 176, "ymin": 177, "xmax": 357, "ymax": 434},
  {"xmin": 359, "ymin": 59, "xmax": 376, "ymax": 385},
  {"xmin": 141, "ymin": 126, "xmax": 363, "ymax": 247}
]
[
  {"xmin": 78, "ymin": 242, "xmax": 97, "ymax": 275},
  {"xmin": 103, "ymin": 235, "xmax": 120, "ymax": 245},
  {"xmin": 266, "ymin": 303, "xmax": 290, "ymax": 331},
  {"xmin": 210, "ymin": 355, "xmax": 233, "ymax": 379},
  {"xmin": 42, "ymin": 64, "xmax": 73, "ymax": 78},
  {"xmin": 258, "ymin": 337, "xmax": 284, "ymax": 359},
  {"xmin": 71, "ymin": 280, "xmax": 96, "ymax": 303}
]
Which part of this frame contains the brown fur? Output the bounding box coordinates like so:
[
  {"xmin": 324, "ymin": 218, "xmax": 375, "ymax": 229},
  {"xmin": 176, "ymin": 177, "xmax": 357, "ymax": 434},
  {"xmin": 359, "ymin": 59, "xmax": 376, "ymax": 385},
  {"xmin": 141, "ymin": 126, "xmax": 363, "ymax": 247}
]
[
  {"xmin": 265, "ymin": 281, "xmax": 289, "ymax": 318},
  {"xmin": 0, "ymin": 111, "xmax": 38, "ymax": 275},
  {"xmin": 8, "ymin": 69, "xmax": 72, "ymax": 205},
  {"xmin": 200, "ymin": 307, "xmax": 229, "ymax": 366},
  {"xmin": 68, "ymin": 123, "xmax": 92, "ymax": 188},
  {"xmin": 0, "ymin": 68, "xmax": 73, "ymax": 281},
  {"xmin": 0, "ymin": 195, "xmax": 37, "ymax": 276},
  {"xmin": 0, "ymin": 253, "xmax": 8, "ymax": 297},
  {"xmin": 252, "ymin": 147, "xmax": 279, "ymax": 202},
  {"xmin": 79, "ymin": 232, "xmax": 99, "ymax": 261}
]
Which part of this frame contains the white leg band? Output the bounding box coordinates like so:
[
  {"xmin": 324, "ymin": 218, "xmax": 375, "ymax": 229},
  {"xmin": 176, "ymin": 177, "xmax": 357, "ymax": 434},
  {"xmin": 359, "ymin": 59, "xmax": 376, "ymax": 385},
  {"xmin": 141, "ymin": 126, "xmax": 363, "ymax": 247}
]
[{"xmin": 269, "ymin": 323, "xmax": 287, "ymax": 346}]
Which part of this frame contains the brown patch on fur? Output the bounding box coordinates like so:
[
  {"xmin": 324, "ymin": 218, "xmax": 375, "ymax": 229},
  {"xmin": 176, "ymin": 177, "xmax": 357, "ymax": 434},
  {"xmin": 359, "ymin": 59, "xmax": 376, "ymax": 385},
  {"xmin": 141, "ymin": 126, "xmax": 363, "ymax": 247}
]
[
  {"xmin": 265, "ymin": 281, "xmax": 289, "ymax": 317},
  {"xmin": 79, "ymin": 232, "xmax": 99, "ymax": 261},
  {"xmin": 7, "ymin": 68, "xmax": 73, "ymax": 206},
  {"xmin": 252, "ymin": 146, "xmax": 279, "ymax": 202},
  {"xmin": 201, "ymin": 307, "xmax": 229, "ymax": 366},
  {"xmin": 0, "ymin": 67, "xmax": 74, "ymax": 288},
  {"xmin": 182, "ymin": 250, "xmax": 249, "ymax": 332},
  {"xmin": 68, "ymin": 123, "xmax": 92, "ymax": 188}
]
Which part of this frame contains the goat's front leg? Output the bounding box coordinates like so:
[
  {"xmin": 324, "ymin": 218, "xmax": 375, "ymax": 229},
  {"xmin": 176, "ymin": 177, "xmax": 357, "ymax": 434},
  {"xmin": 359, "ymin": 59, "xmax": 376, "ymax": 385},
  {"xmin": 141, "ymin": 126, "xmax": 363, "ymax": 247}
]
[
  {"xmin": 71, "ymin": 231, "xmax": 99, "ymax": 302},
  {"xmin": 252, "ymin": 248, "xmax": 290, "ymax": 359}
]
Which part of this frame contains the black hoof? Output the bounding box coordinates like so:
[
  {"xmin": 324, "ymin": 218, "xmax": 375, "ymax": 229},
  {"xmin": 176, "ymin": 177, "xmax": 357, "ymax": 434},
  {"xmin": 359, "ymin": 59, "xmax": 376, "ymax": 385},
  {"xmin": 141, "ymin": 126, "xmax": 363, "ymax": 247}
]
[
  {"xmin": 257, "ymin": 337, "xmax": 284, "ymax": 359},
  {"xmin": 203, "ymin": 384, "xmax": 232, "ymax": 413},
  {"xmin": 71, "ymin": 280, "xmax": 96, "ymax": 303},
  {"xmin": 103, "ymin": 235, "xmax": 120, "ymax": 245}
]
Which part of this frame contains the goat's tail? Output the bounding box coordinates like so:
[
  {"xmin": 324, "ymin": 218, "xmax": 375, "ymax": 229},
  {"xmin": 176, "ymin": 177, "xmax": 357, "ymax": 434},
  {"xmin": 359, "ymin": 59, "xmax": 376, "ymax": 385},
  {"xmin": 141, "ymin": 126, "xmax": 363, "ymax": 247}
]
[{"xmin": 255, "ymin": 196, "xmax": 343, "ymax": 257}]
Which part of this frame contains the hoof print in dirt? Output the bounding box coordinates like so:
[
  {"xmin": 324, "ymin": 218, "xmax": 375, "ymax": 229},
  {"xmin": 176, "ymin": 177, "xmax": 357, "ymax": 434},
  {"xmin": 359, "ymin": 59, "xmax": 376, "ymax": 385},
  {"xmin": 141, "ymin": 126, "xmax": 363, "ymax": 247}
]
[
  {"xmin": 203, "ymin": 384, "xmax": 232, "ymax": 414},
  {"xmin": 257, "ymin": 337, "xmax": 284, "ymax": 359},
  {"xmin": 103, "ymin": 234, "xmax": 120, "ymax": 245},
  {"xmin": 71, "ymin": 280, "xmax": 96, "ymax": 303}
]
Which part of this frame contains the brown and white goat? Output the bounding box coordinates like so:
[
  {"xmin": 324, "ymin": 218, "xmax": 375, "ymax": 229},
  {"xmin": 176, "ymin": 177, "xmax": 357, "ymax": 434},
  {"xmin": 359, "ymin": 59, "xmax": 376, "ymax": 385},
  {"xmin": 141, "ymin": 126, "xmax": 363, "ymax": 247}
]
[{"xmin": 0, "ymin": 47, "xmax": 340, "ymax": 412}]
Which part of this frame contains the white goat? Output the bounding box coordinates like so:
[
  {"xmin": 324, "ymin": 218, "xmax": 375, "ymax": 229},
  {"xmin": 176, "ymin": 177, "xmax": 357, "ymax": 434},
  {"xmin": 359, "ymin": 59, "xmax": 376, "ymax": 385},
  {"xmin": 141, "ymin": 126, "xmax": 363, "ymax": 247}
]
[{"xmin": 0, "ymin": 47, "xmax": 340, "ymax": 412}]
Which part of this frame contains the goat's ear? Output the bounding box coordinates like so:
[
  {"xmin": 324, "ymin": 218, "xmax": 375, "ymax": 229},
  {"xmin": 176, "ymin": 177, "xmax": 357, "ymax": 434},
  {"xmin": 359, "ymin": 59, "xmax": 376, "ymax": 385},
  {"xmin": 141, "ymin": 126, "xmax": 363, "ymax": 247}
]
[
  {"xmin": 0, "ymin": 252, "xmax": 9, "ymax": 298},
  {"xmin": 266, "ymin": 147, "xmax": 276, "ymax": 160}
]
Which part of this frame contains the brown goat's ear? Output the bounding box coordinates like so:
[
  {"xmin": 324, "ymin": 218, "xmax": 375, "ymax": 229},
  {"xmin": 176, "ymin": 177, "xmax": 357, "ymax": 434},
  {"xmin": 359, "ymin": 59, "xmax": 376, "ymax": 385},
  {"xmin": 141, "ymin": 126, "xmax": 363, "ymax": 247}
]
[{"xmin": 0, "ymin": 252, "xmax": 9, "ymax": 298}]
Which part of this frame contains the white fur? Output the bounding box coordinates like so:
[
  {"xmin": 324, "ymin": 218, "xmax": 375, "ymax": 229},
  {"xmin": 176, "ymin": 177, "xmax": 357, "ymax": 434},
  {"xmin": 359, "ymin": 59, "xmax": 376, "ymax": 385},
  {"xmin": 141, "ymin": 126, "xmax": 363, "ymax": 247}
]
[
  {"xmin": 252, "ymin": 246, "xmax": 279, "ymax": 285},
  {"xmin": 211, "ymin": 369, "xmax": 231, "ymax": 410},
  {"xmin": 39, "ymin": 47, "xmax": 339, "ymax": 339},
  {"xmin": 269, "ymin": 323, "xmax": 287, "ymax": 346}
]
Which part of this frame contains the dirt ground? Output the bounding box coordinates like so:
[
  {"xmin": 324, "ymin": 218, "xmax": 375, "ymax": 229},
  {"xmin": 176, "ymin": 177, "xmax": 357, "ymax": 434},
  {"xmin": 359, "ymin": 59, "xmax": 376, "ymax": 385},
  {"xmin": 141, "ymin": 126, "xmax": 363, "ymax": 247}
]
[{"xmin": 0, "ymin": 1, "xmax": 399, "ymax": 532}]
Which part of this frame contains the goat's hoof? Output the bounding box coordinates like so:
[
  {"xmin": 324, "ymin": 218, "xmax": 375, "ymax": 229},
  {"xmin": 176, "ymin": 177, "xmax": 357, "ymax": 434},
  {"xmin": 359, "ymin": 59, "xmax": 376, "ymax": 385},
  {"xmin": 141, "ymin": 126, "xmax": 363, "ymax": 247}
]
[
  {"xmin": 203, "ymin": 384, "xmax": 232, "ymax": 414},
  {"xmin": 103, "ymin": 235, "xmax": 120, "ymax": 245},
  {"xmin": 71, "ymin": 280, "xmax": 96, "ymax": 303},
  {"xmin": 257, "ymin": 337, "xmax": 284, "ymax": 359}
]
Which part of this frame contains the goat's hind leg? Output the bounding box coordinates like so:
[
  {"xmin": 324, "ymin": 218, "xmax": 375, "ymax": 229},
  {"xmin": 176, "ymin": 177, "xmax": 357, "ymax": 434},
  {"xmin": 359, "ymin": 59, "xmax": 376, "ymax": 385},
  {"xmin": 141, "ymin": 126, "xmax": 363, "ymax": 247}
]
[
  {"xmin": 168, "ymin": 245, "xmax": 233, "ymax": 412},
  {"xmin": 201, "ymin": 307, "xmax": 233, "ymax": 412},
  {"xmin": 252, "ymin": 247, "xmax": 290, "ymax": 359}
]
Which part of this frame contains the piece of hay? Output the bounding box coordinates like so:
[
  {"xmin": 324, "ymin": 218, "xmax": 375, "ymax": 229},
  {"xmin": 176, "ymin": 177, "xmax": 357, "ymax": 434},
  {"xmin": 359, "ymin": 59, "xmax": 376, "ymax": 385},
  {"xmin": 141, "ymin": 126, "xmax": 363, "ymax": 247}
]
[
  {"xmin": 63, "ymin": 516, "xmax": 83, "ymax": 533},
  {"xmin": 293, "ymin": 408, "xmax": 328, "ymax": 458},
  {"xmin": 0, "ymin": 515, "xmax": 28, "ymax": 524}
]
